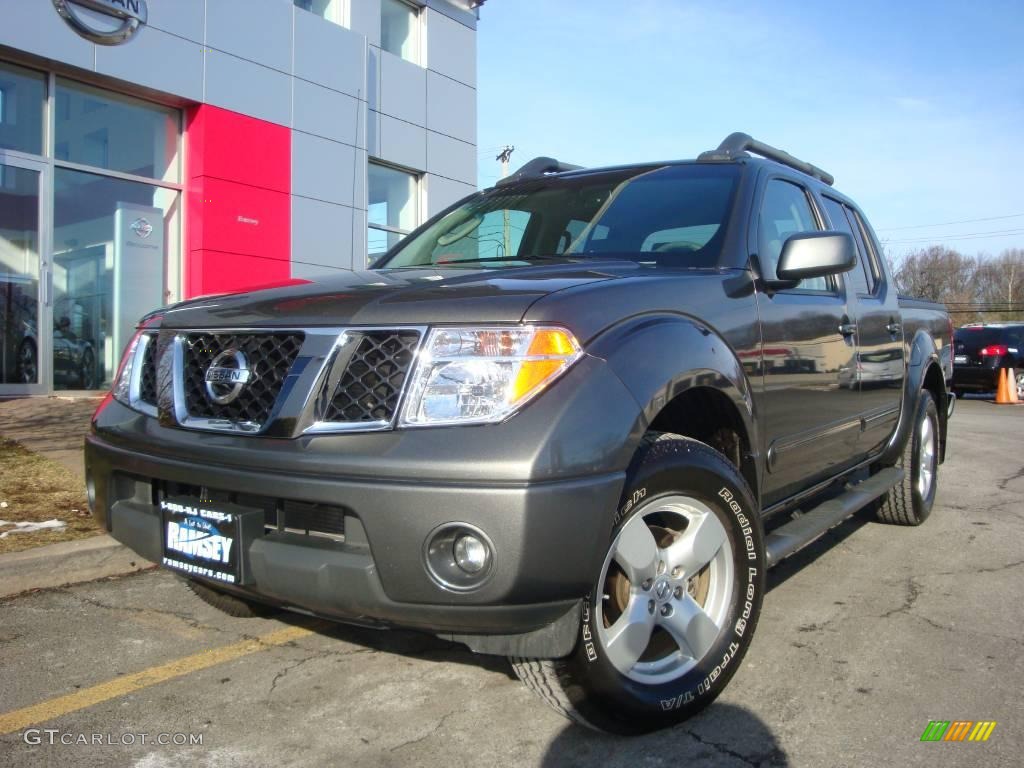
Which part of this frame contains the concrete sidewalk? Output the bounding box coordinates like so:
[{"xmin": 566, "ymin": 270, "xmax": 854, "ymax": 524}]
[{"xmin": 0, "ymin": 395, "xmax": 100, "ymax": 478}]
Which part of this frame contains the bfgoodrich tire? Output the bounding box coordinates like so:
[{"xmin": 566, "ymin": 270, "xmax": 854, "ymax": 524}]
[
  {"xmin": 512, "ymin": 434, "xmax": 766, "ymax": 734},
  {"xmin": 875, "ymin": 390, "xmax": 939, "ymax": 526}
]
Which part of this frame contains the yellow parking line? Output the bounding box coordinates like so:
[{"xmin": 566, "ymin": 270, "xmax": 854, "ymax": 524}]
[{"xmin": 0, "ymin": 623, "xmax": 320, "ymax": 735}]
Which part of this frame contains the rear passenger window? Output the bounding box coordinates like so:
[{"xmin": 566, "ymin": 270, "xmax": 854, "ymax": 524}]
[
  {"xmin": 821, "ymin": 196, "xmax": 871, "ymax": 295},
  {"xmin": 758, "ymin": 179, "xmax": 828, "ymax": 291}
]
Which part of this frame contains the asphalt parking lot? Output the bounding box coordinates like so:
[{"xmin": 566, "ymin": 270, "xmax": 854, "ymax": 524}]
[{"xmin": 1, "ymin": 398, "xmax": 1021, "ymax": 768}]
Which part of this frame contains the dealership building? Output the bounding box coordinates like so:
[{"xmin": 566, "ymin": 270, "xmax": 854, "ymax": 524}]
[{"xmin": 0, "ymin": 0, "xmax": 480, "ymax": 395}]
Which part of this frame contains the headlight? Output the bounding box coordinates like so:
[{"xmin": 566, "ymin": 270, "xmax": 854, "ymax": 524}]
[
  {"xmin": 112, "ymin": 314, "xmax": 162, "ymax": 409},
  {"xmin": 400, "ymin": 326, "xmax": 583, "ymax": 426},
  {"xmin": 111, "ymin": 330, "xmax": 145, "ymax": 407}
]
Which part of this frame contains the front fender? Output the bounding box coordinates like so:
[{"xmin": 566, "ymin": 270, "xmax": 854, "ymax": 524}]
[{"xmin": 588, "ymin": 314, "xmax": 760, "ymax": 478}]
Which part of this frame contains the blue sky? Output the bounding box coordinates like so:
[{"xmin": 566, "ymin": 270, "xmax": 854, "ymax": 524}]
[{"xmin": 475, "ymin": 0, "xmax": 1024, "ymax": 259}]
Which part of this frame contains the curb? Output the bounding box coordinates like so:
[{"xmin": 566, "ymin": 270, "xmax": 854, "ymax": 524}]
[{"xmin": 0, "ymin": 535, "xmax": 155, "ymax": 598}]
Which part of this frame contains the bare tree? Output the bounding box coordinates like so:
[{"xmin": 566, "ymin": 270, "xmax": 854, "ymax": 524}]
[
  {"xmin": 891, "ymin": 247, "xmax": 979, "ymax": 319},
  {"xmin": 975, "ymin": 249, "xmax": 1024, "ymax": 321}
]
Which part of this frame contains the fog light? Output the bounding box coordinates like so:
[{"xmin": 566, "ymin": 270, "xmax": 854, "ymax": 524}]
[
  {"xmin": 424, "ymin": 523, "xmax": 495, "ymax": 591},
  {"xmin": 454, "ymin": 533, "xmax": 488, "ymax": 573}
]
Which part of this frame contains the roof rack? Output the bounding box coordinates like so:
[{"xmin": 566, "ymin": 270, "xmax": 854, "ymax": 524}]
[
  {"xmin": 698, "ymin": 132, "xmax": 834, "ymax": 186},
  {"xmin": 496, "ymin": 156, "xmax": 583, "ymax": 187}
]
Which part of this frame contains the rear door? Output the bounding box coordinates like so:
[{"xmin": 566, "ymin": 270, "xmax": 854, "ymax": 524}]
[
  {"xmin": 753, "ymin": 176, "xmax": 862, "ymax": 506},
  {"xmin": 819, "ymin": 197, "xmax": 905, "ymax": 454}
]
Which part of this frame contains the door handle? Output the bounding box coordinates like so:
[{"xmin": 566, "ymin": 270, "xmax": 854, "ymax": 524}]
[
  {"xmin": 886, "ymin": 322, "xmax": 902, "ymax": 335},
  {"xmin": 838, "ymin": 322, "xmax": 857, "ymax": 337}
]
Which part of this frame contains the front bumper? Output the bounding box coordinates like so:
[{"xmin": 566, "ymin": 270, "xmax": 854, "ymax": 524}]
[
  {"xmin": 952, "ymin": 366, "xmax": 998, "ymax": 391},
  {"xmin": 84, "ymin": 367, "xmax": 639, "ymax": 656}
]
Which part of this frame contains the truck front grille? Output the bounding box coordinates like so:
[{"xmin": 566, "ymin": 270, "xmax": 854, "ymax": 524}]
[
  {"xmin": 181, "ymin": 332, "xmax": 304, "ymax": 427},
  {"xmin": 138, "ymin": 335, "xmax": 159, "ymax": 408},
  {"xmin": 320, "ymin": 330, "xmax": 421, "ymax": 424}
]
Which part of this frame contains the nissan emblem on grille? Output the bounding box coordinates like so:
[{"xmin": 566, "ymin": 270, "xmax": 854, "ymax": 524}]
[{"xmin": 204, "ymin": 349, "xmax": 252, "ymax": 405}]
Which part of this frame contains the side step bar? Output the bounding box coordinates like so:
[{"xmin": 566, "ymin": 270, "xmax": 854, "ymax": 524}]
[{"xmin": 765, "ymin": 467, "xmax": 904, "ymax": 567}]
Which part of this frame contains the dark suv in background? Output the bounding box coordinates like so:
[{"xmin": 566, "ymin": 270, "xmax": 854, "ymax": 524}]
[{"xmin": 952, "ymin": 323, "xmax": 1024, "ymax": 398}]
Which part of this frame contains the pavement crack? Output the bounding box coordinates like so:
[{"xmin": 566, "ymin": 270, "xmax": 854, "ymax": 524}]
[
  {"xmin": 60, "ymin": 589, "xmax": 228, "ymax": 634},
  {"xmin": 997, "ymin": 465, "xmax": 1024, "ymax": 491},
  {"xmin": 685, "ymin": 729, "xmax": 786, "ymax": 768},
  {"xmin": 388, "ymin": 711, "xmax": 456, "ymax": 753},
  {"xmin": 880, "ymin": 576, "xmax": 921, "ymax": 619},
  {"xmin": 268, "ymin": 653, "xmax": 320, "ymax": 696},
  {"xmin": 938, "ymin": 560, "xmax": 1024, "ymax": 577}
]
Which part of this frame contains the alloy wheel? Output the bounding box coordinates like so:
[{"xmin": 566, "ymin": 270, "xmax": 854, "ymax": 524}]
[{"xmin": 595, "ymin": 496, "xmax": 733, "ymax": 685}]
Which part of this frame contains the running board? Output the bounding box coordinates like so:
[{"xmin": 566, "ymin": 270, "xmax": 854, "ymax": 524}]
[{"xmin": 765, "ymin": 467, "xmax": 904, "ymax": 567}]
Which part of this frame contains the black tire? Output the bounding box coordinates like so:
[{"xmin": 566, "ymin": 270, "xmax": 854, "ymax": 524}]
[
  {"xmin": 16, "ymin": 339, "xmax": 37, "ymax": 384},
  {"xmin": 79, "ymin": 349, "xmax": 95, "ymax": 389},
  {"xmin": 875, "ymin": 390, "xmax": 939, "ymax": 526},
  {"xmin": 186, "ymin": 579, "xmax": 275, "ymax": 618},
  {"xmin": 511, "ymin": 433, "xmax": 766, "ymax": 735}
]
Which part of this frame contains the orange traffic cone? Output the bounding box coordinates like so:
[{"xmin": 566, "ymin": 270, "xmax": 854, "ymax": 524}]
[
  {"xmin": 995, "ymin": 368, "xmax": 1013, "ymax": 404},
  {"xmin": 1009, "ymin": 368, "xmax": 1021, "ymax": 404}
]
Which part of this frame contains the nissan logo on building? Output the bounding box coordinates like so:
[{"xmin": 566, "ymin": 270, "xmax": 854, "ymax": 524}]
[
  {"xmin": 53, "ymin": 0, "xmax": 148, "ymax": 46},
  {"xmin": 204, "ymin": 349, "xmax": 252, "ymax": 406}
]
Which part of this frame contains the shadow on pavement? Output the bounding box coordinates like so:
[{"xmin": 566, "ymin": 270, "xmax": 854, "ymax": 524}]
[
  {"xmin": 766, "ymin": 506, "xmax": 875, "ymax": 592},
  {"xmin": 260, "ymin": 602, "xmax": 518, "ymax": 680},
  {"xmin": 541, "ymin": 702, "xmax": 788, "ymax": 767}
]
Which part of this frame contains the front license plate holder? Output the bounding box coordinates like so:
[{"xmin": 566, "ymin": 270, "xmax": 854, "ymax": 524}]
[{"xmin": 160, "ymin": 496, "xmax": 264, "ymax": 585}]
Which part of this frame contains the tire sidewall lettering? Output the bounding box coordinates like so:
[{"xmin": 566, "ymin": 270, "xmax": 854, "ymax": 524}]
[{"xmin": 574, "ymin": 442, "xmax": 766, "ymax": 722}]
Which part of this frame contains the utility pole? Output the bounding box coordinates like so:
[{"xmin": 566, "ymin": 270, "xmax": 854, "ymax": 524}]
[{"xmin": 496, "ymin": 145, "xmax": 515, "ymax": 257}]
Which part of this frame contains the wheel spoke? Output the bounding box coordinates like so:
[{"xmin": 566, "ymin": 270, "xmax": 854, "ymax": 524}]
[
  {"xmin": 603, "ymin": 595, "xmax": 656, "ymax": 672},
  {"xmin": 662, "ymin": 594, "xmax": 720, "ymax": 660},
  {"xmin": 613, "ymin": 514, "xmax": 659, "ymax": 583},
  {"xmin": 663, "ymin": 510, "xmax": 727, "ymax": 575}
]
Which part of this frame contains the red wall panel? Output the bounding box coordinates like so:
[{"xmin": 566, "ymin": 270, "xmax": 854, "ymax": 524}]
[
  {"xmin": 184, "ymin": 105, "xmax": 291, "ymax": 298},
  {"xmin": 185, "ymin": 106, "xmax": 290, "ymax": 193}
]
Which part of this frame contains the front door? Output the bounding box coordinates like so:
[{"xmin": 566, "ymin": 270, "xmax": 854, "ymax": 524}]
[
  {"xmin": 753, "ymin": 176, "xmax": 863, "ymax": 507},
  {"xmin": 0, "ymin": 154, "xmax": 48, "ymax": 396}
]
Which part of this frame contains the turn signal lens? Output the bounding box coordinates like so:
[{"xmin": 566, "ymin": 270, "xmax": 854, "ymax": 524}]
[{"xmin": 400, "ymin": 326, "xmax": 583, "ymax": 426}]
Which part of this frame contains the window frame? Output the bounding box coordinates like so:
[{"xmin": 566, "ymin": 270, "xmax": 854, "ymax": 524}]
[
  {"xmin": 367, "ymin": 160, "xmax": 421, "ymax": 264},
  {"xmin": 379, "ymin": 0, "xmax": 422, "ymax": 65},
  {"xmin": 293, "ymin": 0, "xmax": 347, "ymax": 26},
  {"xmin": 847, "ymin": 206, "xmax": 885, "ymax": 293},
  {"xmin": 754, "ymin": 174, "xmax": 838, "ymax": 295}
]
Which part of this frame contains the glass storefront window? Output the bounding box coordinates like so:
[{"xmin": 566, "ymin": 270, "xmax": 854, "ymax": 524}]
[
  {"xmin": 55, "ymin": 79, "xmax": 180, "ymax": 183},
  {"xmin": 0, "ymin": 165, "xmax": 41, "ymax": 385},
  {"xmin": 53, "ymin": 168, "xmax": 180, "ymax": 389},
  {"xmin": 0, "ymin": 62, "xmax": 45, "ymax": 155},
  {"xmin": 368, "ymin": 163, "xmax": 418, "ymax": 262},
  {"xmin": 294, "ymin": 0, "xmax": 344, "ymax": 24},
  {"xmin": 381, "ymin": 0, "xmax": 420, "ymax": 63}
]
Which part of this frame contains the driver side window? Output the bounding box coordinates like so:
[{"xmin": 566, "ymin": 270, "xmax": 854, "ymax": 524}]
[{"xmin": 758, "ymin": 179, "xmax": 827, "ymax": 291}]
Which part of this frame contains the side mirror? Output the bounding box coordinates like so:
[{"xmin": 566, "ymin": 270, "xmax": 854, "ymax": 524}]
[{"xmin": 775, "ymin": 231, "xmax": 856, "ymax": 282}]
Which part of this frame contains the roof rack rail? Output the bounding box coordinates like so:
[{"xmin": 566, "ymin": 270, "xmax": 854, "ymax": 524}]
[
  {"xmin": 698, "ymin": 132, "xmax": 834, "ymax": 186},
  {"xmin": 496, "ymin": 156, "xmax": 583, "ymax": 187}
]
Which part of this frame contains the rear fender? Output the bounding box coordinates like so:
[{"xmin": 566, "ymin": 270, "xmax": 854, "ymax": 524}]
[{"xmin": 878, "ymin": 329, "xmax": 947, "ymax": 466}]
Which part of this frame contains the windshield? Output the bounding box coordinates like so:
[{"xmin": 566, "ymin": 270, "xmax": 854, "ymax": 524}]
[{"xmin": 376, "ymin": 164, "xmax": 740, "ymax": 269}]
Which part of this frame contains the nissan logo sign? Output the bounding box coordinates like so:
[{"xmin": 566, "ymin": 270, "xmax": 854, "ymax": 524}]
[
  {"xmin": 53, "ymin": 0, "xmax": 148, "ymax": 46},
  {"xmin": 204, "ymin": 349, "xmax": 252, "ymax": 406}
]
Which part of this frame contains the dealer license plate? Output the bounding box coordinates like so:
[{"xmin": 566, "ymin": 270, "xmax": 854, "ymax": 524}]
[{"xmin": 161, "ymin": 497, "xmax": 246, "ymax": 584}]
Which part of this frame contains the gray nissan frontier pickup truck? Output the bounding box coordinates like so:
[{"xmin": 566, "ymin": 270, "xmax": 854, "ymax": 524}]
[{"xmin": 86, "ymin": 133, "xmax": 953, "ymax": 734}]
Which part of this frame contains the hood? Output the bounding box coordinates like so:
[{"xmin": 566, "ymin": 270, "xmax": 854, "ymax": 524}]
[{"xmin": 159, "ymin": 263, "xmax": 638, "ymax": 329}]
